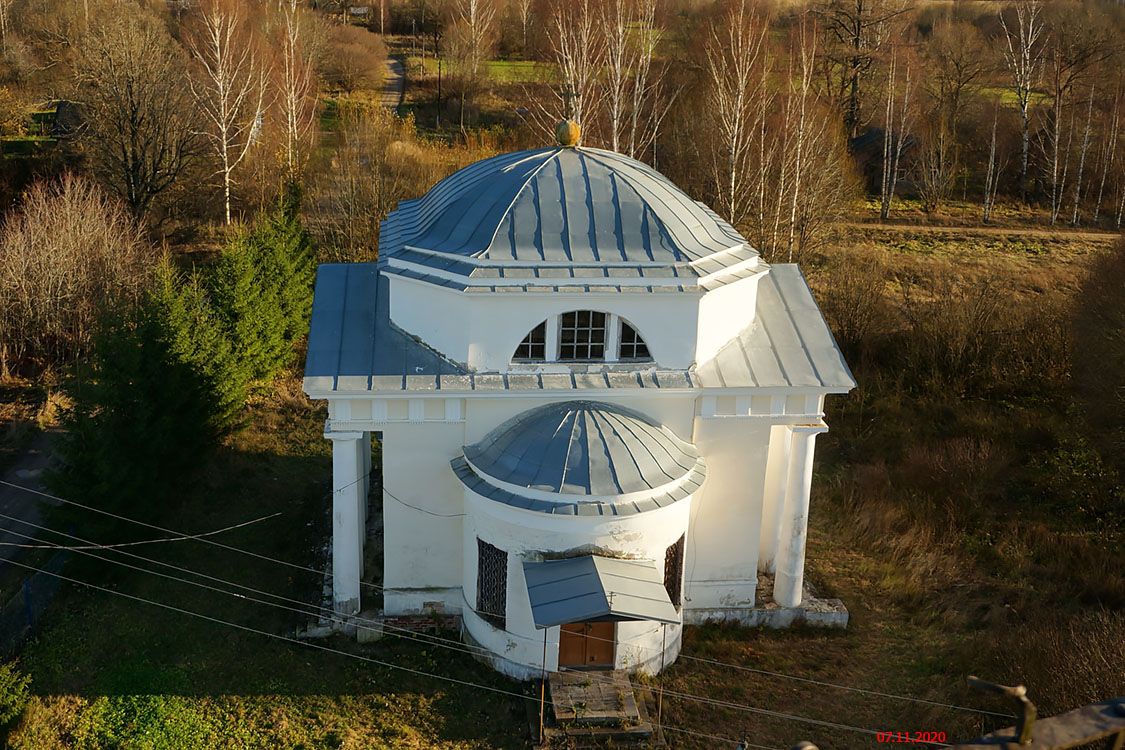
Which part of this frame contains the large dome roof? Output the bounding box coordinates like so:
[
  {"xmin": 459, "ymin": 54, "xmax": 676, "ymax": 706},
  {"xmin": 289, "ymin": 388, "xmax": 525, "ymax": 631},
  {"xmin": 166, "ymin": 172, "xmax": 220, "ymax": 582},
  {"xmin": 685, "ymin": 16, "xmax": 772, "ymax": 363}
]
[
  {"xmin": 379, "ymin": 147, "xmax": 763, "ymax": 292},
  {"xmin": 458, "ymin": 401, "xmax": 705, "ymax": 507}
]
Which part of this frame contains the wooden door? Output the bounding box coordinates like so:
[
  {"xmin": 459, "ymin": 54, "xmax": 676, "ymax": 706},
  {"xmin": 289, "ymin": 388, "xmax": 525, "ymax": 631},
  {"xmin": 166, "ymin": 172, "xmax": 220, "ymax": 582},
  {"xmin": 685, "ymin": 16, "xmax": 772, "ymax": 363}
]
[
  {"xmin": 559, "ymin": 624, "xmax": 586, "ymax": 667},
  {"xmin": 585, "ymin": 621, "xmax": 614, "ymax": 666},
  {"xmin": 558, "ymin": 622, "xmax": 615, "ymax": 668}
]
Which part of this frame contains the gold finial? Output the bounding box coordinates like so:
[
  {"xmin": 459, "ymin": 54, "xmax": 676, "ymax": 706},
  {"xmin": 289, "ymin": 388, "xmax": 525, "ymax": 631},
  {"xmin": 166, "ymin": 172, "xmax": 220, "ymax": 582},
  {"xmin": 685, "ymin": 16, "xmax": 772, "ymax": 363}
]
[{"xmin": 555, "ymin": 119, "xmax": 581, "ymax": 148}]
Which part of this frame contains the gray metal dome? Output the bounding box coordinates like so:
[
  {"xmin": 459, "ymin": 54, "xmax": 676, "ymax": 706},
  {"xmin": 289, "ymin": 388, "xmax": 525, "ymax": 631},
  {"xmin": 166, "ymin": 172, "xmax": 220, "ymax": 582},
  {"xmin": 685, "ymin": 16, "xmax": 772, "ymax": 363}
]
[
  {"xmin": 379, "ymin": 147, "xmax": 762, "ymax": 291},
  {"xmin": 462, "ymin": 400, "xmax": 704, "ymax": 497}
]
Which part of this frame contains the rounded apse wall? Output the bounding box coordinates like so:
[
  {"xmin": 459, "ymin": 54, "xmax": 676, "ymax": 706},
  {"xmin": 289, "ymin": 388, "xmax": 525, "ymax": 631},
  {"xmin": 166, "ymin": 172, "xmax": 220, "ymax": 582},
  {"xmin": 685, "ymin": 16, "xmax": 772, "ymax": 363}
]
[{"xmin": 459, "ymin": 488, "xmax": 691, "ymax": 680}]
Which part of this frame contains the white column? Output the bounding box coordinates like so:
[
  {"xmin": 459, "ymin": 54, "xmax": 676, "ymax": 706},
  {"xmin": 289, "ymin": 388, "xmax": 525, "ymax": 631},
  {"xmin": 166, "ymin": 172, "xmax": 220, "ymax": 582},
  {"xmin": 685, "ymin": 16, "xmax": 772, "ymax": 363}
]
[
  {"xmin": 604, "ymin": 313, "xmax": 620, "ymax": 362},
  {"xmin": 759, "ymin": 424, "xmax": 793, "ymax": 574},
  {"xmin": 774, "ymin": 423, "xmax": 828, "ymax": 608},
  {"xmin": 545, "ymin": 315, "xmax": 560, "ymax": 361},
  {"xmin": 328, "ymin": 428, "xmax": 365, "ymax": 615}
]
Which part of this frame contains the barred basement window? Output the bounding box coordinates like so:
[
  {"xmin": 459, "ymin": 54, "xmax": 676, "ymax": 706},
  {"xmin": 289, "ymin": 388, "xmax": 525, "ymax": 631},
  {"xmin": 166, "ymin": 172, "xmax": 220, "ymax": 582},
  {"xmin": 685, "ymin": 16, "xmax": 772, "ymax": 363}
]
[
  {"xmin": 664, "ymin": 535, "xmax": 685, "ymax": 608},
  {"xmin": 476, "ymin": 539, "xmax": 507, "ymax": 629},
  {"xmin": 513, "ymin": 321, "xmax": 547, "ymax": 361},
  {"xmin": 618, "ymin": 321, "xmax": 651, "ymax": 361},
  {"xmin": 559, "ymin": 310, "xmax": 606, "ymax": 361}
]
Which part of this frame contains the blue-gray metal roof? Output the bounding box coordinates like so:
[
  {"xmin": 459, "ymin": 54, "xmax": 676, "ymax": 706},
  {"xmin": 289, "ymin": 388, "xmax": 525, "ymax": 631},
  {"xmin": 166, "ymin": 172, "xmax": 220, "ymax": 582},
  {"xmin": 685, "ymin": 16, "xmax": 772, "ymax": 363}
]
[
  {"xmin": 693, "ymin": 265, "xmax": 857, "ymax": 390},
  {"xmin": 303, "ymin": 264, "xmax": 854, "ymax": 394},
  {"xmin": 303, "ymin": 263, "xmax": 466, "ymax": 391},
  {"xmin": 523, "ymin": 556, "xmax": 680, "ymax": 628},
  {"xmin": 379, "ymin": 147, "xmax": 751, "ymax": 281},
  {"xmin": 462, "ymin": 401, "xmax": 704, "ymax": 497}
]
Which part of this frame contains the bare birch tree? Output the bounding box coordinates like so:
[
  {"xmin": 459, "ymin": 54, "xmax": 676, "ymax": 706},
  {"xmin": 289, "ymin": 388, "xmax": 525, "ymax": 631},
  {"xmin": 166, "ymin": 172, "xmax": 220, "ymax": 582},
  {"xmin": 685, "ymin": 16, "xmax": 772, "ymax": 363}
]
[
  {"xmin": 186, "ymin": 0, "xmax": 271, "ymax": 225},
  {"xmin": 879, "ymin": 45, "xmax": 913, "ymax": 220},
  {"xmin": 1092, "ymin": 86, "xmax": 1120, "ymax": 224},
  {"xmin": 1070, "ymin": 85, "xmax": 1095, "ymax": 225},
  {"xmin": 601, "ymin": 0, "xmax": 632, "ymax": 154},
  {"xmin": 447, "ymin": 0, "xmax": 497, "ymax": 132},
  {"xmin": 1041, "ymin": 9, "xmax": 1112, "ymax": 223},
  {"xmin": 784, "ymin": 18, "xmax": 818, "ymax": 259},
  {"xmin": 276, "ymin": 0, "xmax": 317, "ymax": 177},
  {"xmin": 998, "ymin": 0, "xmax": 1045, "ymax": 202},
  {"xmin": 600, "ymin": 0, "xmax": 669, "ymax": 158},
  {"xmin": 513, "ymin": 0, "xmax": 532, "ymax": 53},
  {"xmin": 703, "ymin": 0, "xmax": 770, "ymax": 228},
  {"xmin": 543, "ymin": 0, "xmax": 603, "ymax": 132},
  {"xmin": 0, "ymin": 0, "xmax": 12, "ymax": 46},
  {"xmin": 982, "ymin": 101, "xmax": 1006, "ymax": 224}
]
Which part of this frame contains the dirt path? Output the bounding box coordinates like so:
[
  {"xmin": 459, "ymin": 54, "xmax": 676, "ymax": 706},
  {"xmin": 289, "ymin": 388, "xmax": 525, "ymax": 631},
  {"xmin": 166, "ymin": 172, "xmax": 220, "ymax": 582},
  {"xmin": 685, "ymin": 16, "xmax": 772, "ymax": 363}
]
[
  {"xmin": 0, "ymin": 431, "xmax": 59, "ymax": 563},
  {"xmin": 845, "ymin": 220, "xmax": 1120, "ymax": 242},
  {"xmin": 381, "ymin": 56, "xmax": 404, "ymax": 109}
]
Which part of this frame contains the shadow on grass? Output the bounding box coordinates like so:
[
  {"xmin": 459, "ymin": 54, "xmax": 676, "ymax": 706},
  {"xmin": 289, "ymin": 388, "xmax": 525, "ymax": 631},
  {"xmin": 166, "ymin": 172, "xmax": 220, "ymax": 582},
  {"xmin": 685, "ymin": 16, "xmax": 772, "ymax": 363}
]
[{"xmin": 11, "ymin": 429, "xmax": 531, "ymax": 747}]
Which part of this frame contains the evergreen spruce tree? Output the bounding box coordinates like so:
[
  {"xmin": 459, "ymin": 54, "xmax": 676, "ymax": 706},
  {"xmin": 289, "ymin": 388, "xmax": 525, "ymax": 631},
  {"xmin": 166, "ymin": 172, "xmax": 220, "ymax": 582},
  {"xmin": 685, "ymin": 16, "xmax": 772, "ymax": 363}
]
[
  {"xmin": 257, "ymin": 182, "xmax": 316, "ymax": 344},
  {"xmin": 209, "ymin": 232, "xmax": 289, "ymax": 382},
  {"xmin": 210, "ymin": 183, "xmax": 316, "ymax": 382},
  {"xmin": 52, "ymin": 258, "xmax": 247, "ymax": 509}
]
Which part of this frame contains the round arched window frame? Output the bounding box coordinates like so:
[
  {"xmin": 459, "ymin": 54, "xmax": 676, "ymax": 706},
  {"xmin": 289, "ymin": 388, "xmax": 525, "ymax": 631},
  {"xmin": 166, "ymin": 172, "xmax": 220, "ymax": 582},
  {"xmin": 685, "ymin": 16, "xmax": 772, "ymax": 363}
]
[{"xmin": 509, "ymin": 312, "xmax": 653, "ymax": 364}]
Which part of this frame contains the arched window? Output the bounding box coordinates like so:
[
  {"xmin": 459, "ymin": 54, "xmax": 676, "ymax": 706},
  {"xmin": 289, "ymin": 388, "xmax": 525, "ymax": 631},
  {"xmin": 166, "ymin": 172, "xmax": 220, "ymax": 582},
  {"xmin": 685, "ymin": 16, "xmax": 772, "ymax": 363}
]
[
  {"xmin": 513, "ymin": 321, "xmax": 546, "ymax": 361},
  {"xmin": 510, "ymin": 313, "xmax": 653, "ymax": 364},
  {"xmin": 618, "ymin": 321, "xmax": 651, "ymax": 361}
]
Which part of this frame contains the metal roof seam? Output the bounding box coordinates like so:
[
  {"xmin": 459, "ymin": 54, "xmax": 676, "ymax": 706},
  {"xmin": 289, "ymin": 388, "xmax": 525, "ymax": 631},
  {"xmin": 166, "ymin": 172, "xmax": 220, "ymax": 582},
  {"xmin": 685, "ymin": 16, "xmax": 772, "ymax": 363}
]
[{"xmin": 482, "ymin": 148, "xmax": 560, "ymax": 258}]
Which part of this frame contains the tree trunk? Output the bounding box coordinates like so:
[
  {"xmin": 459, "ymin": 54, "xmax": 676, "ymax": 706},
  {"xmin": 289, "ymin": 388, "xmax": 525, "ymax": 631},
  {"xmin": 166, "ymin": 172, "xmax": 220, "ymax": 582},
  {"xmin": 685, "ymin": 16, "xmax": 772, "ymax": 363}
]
[{"xmin": 1070, "ymin": 87, "xmax": 1095, "ymax": 226}]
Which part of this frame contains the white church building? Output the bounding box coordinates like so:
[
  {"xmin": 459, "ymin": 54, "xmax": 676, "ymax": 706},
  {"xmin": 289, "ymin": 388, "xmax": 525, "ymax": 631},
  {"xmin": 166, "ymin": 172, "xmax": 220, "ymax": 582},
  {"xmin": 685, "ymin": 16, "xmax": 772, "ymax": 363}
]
[{"xmin": 303, "ymin": 127, "xmax": 854, "ymax": 679}]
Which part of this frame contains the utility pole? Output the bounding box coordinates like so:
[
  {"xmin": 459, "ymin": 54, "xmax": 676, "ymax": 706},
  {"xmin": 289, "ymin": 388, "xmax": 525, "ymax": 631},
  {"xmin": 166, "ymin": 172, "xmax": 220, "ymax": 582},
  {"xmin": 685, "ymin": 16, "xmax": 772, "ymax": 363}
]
[{"xmin": 433, "ymin": 30, "xmax": 442, "ymax": 129}]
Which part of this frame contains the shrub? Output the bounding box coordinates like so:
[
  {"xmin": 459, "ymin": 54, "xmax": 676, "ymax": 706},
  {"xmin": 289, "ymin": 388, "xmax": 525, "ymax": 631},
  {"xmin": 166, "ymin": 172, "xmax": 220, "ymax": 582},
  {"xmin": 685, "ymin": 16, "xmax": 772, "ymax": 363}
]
[
  {"xmin": 318, "ymin": 25, "xmax": 386, "ymax": 92},
  {"xmin": 0, "ymin": 661, "xmax": 31, "ymax": 727},
  {"xmin": 995, "ymin": 610, "xmax": 1125, "ymax": 715},
  {"xmin": 811, "ymin": 249, "xmax": 893, "ymax": 361},
  {"xmin": 0, "ymin": 175, "xmax": 152, "ymax": 376}
]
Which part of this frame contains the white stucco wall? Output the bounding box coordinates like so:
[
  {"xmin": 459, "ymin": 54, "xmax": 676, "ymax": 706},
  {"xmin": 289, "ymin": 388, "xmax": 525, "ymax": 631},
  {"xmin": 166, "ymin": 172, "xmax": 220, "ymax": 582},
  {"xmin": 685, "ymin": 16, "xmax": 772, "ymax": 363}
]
[
  {"xmin": 461, "ymin": 487, "xmax": 690, "ymax": 680},
  {"xmin": 694, "ymin": 274, "xmax": 762, "ymax": 365},
  {"xmin": 682, "ymin": 415, "xmax": 772, "ymax": 621},
  {"xmin": 388, "ymin": 275, "xmax": 702, "ymax": 371},
  {"xmin": 326, "ymin": 387, "xmax": 832, "ymax": 665},
  {"xmin": 380, "ymin": 420, "xmax": 467, "ymax": 615}
]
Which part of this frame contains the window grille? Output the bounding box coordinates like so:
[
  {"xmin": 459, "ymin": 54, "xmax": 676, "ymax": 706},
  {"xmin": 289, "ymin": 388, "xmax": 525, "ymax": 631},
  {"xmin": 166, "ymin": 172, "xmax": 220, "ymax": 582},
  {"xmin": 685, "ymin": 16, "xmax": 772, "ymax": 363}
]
[
  {"xmin": 559, "ymin": 310, "xmax": 606, "ymax": 361},
  {"xmin": 618, "ymin": 322, "xmax": 651, "ymax": 361},
  {"xmin": 513, "ymin": 321, "xmax": 547, "ymax": 361},
  {"xmin": 664, "ymin": 535, "xmax": 685, "ymax": 608},
  {"xmin": 476, "ymin": 539, "xmax": 507, "ymax": 629}
]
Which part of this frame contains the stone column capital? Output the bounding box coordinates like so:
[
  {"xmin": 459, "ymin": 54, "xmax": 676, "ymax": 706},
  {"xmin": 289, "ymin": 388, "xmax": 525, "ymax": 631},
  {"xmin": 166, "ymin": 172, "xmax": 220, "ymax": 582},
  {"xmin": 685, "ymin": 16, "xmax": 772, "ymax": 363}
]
[{"xmin": 324, "ymin": 420, "xmax": 364, "ymax": 441}]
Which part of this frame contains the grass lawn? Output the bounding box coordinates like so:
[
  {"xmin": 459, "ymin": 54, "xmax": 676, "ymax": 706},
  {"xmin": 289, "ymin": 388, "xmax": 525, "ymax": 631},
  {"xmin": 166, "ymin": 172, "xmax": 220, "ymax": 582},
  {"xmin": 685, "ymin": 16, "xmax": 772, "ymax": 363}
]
[
  {"xmin": 7, "ymin": 378, "xmax": 529, "ymax": 749},
  {"xmin": 405, "ymin": 58, "xmax": 548, "ymax": 85}
]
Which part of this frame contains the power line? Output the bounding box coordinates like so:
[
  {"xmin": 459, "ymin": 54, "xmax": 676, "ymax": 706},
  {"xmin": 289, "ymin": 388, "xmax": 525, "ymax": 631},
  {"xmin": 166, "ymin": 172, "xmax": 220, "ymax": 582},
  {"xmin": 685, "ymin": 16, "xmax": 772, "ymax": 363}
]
[
  {"xmin": 0, "ymin": 514, "xmax": 494, "ymax": 661},
  {"xmin": 0, "ymin": 512, "xmax": 281, "ymax": 551},
  {"xmin": 0, "ymin": 481, "xmax": 1012, "ymax": 728},
  {"xmin": 0, "ymin": 554, "xmax": 766, "ymax": 750},
  {"xmin": 0, "ymin": 516, "xmax": 916, "ymax": 744}
]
